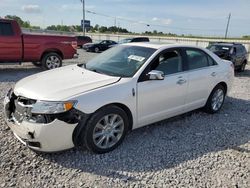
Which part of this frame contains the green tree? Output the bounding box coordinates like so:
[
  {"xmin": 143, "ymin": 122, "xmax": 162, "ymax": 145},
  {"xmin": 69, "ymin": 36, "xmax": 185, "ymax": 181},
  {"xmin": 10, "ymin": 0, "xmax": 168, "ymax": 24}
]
[
  {"xmin": 99, "ymin": 26, "xmax": 108, "ymax": 33},
  {"xmin": 5, "ymin": 15, "xmax": 31, "ymax": 28},
  {"xmin": 94, "ymin": 24, "xmax": 99, "ymax": 31},
  {"xmin": 5, "ymin": 15, "xmax": 40, "ymax": 29}
]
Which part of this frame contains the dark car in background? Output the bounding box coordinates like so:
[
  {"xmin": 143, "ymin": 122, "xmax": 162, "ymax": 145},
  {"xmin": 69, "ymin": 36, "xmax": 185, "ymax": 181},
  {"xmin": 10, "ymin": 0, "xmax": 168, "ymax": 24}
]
[
  {"xmin": 119, "ymin": 37, "xmax": 150, "ymax": 44},
  {"xmin": 0, "ymin": 19, "xmax": 78, "ymax": 70},
  {"xmin": 207, "ymin": 42, "xmax": 248, "ymax": 72},
  {"xmin": 83, "ymin": 40, "xmax": 117, "ymax": 53},
  {"xmin": 76, "ymin": 36, "xmax": 92, "ymax": 48}
]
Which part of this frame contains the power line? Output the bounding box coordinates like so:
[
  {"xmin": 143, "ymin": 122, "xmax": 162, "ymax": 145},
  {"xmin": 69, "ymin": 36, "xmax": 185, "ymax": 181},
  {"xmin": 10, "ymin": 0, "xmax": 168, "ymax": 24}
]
[{"xmin": 86, "ymin": 9, "xmax": 225, "ymax": 33}]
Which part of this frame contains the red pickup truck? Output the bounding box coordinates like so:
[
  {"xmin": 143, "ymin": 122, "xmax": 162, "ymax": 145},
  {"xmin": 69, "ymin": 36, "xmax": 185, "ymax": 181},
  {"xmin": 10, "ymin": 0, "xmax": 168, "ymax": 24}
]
[{"xmin": 0, "ymin": 19, "xmax": 78, "ymax": 70}]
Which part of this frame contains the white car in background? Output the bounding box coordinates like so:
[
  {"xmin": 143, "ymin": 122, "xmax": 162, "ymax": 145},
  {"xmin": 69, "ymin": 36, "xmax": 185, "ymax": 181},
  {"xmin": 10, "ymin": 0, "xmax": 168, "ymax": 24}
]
[{"xmin": 4, "ymin": 43, "xmax": 234, "ymax": 154}]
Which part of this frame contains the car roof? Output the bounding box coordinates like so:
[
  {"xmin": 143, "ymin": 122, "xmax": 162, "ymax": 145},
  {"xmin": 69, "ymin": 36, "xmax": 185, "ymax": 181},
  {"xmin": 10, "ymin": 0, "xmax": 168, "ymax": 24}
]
[
  {"xmin": 122, "ymin": 42, "xmax": 205, "ymax": 50},
  {"xmin": 211, "ymin": 42, "xmax": 244, "ymax": 47},
  {"xmin": 211, "ymin": 43, "xmax": 234, "ymax": 46}
]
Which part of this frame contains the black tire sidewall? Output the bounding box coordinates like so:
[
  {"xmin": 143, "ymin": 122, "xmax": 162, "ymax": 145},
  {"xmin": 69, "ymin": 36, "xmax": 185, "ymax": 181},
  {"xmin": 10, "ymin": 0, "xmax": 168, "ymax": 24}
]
[
  {"xmin": 240, "ymin": 62, "xmax": 246, "ymax": 72},
  {"xmin": 41, "ymin": 53, "xmax": 62, "ymax": 70},
  {"xmin": 205, "ymin": 85, "xmax": 226, "ymax": 114},
  {"xmin": 94, "ymin": 47, "xmax": 100, "ymax": 53},
  {"xmin": 83, "ymin": 106, "xmax": 129, "ymax": 154}
]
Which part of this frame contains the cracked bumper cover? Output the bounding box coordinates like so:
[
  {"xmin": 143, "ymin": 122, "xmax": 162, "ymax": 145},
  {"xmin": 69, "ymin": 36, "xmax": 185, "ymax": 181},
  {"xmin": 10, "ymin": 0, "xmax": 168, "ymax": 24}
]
[{"xmin": 3, "ymin": 94, "xmax": 78, "ymax": 152}]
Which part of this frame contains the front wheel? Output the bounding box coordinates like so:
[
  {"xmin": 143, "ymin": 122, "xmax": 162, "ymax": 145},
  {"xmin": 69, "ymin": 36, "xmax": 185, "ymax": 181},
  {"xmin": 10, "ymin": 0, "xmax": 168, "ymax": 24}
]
[
  {"xmin": 204, "ymin": 85, "xmax": 226, "ymax": 114},
  {"xmin": 41, "ymin": 52, "xmax": 62, "ymax": 70},
  {"xmin": 81, "ymin": 105, "xmax": 129, "ymax": 154}
]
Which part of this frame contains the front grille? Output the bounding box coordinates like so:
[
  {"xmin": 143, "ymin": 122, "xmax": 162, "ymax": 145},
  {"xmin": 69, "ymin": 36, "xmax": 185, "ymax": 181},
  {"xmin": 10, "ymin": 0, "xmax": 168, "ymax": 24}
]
[
  {"xmin": 13, "ymin": 100, "xmax": 27, "ymax": 123},
  {"xmin": 9, "ymin": 94, "xmax": 35, "ymax": 124}
]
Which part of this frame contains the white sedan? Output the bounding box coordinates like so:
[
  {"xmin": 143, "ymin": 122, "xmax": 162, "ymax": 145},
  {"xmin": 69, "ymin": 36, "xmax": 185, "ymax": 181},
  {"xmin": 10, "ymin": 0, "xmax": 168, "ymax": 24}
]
[{"xmin": 3, "ymin": 43, "xmax": 234, "ymax": 154}]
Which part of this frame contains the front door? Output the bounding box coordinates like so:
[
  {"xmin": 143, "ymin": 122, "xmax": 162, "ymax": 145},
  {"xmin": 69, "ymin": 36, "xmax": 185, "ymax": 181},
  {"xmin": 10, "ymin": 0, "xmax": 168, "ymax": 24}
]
[{"xmin": 137, "ymin": 49, "xmax": 188, "ymax": 127}]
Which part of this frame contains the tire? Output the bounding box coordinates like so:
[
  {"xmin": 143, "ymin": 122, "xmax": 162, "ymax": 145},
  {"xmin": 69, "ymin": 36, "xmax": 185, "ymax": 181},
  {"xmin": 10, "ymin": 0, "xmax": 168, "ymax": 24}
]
[
  {"xmin": 80, "ymin": 105, "xmax": 129, "ymax": 154},
  {"xmin": 94, "ymin": 47, "xmax": 100, "ymax": 53},
  {"xmin": 238, "ymin": 61, "xmax": 246, "ymax": 72},
  {"xmin": 41, "ymin": 52, "xmax": 62, "ymax": 70},
  {"xmin": 204, "ymin": 85, "xmax": 226, "ymax": 114},
  {"xmin": 32, "ymin": 62, "xmax": 42, "ymax": 67}
]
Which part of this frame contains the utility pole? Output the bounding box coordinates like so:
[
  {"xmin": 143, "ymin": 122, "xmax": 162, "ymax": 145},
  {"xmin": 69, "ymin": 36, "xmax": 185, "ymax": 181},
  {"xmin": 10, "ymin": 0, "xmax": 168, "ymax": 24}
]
[
  {"xmin": 225, "ymin": 13, "xmax": 231, "ymax": 39},
  {"xmin": 81, "ymin": 0, "xmax": 85, "ymax": 36}
]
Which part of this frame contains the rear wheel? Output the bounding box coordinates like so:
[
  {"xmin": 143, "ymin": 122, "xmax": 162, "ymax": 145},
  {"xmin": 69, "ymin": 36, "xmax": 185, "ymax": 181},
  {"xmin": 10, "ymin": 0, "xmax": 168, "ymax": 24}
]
[
  {"xmin": 80, "ymin": 105, "xmax": 129, "ymax": 154},
  {"xmin": 204, "ymin": 85, "xmax": 226, "ymax": 114},
  {"xmin": 94, "ymin": 47, "xmax": 100, "ymax": 53},
  {"xmin": 41, "ymin": 52, "xmax": 62, "ymax": 70},
  {"xmin": 238, "ymin": 61, "xmax": 247, "ymax": 72}
]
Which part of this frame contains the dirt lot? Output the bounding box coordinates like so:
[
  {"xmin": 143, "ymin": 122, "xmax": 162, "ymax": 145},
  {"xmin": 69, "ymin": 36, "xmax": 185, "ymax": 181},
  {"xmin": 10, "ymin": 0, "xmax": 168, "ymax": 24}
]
[{"xmin": 0, "ymin": 50, "xmax": 249, "ymax": 187}]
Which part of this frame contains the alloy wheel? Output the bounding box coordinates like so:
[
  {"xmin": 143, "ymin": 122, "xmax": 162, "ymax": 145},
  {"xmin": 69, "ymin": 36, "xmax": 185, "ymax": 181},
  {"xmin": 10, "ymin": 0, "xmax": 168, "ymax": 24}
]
[
  {"xmin": 211, "ymin": 89, "xmax": 224, "ymax": 111},
  {"xmin": 93, "ymin": 114, "xmax": 124, "ymax": 149},
  {"xmin": 46, "ymin": 56, "xmax": 61, "ymax": 69}
]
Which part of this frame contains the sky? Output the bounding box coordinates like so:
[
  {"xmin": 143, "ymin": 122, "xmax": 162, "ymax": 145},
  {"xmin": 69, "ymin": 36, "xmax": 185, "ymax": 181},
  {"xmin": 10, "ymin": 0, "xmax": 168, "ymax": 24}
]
[{"xmin": 0, "ymin": 0, "xmax": 250, "ymax": 37}]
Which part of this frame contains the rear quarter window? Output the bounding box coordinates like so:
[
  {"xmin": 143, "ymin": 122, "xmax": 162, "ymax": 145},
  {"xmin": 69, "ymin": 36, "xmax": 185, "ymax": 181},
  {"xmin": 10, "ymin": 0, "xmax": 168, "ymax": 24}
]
[
  {"xmin": 186, "ymin": 49, "xmax": 209, "ymax": 70},
  {"xmin": 0, "ymin": 22, "xmax": 14, "ymax": 36}
]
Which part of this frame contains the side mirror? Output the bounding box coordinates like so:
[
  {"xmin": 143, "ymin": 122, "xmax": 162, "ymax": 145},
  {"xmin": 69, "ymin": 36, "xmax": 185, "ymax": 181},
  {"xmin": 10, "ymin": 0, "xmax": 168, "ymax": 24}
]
[{"xmin": 147, "ymin": 70, "xmax": 165, "ymax": 80}]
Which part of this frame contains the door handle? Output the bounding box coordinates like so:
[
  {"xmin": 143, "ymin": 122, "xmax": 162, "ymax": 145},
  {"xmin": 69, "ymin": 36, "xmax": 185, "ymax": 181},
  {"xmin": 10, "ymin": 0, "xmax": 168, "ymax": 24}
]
[
  {"xmin": 177, "ymin": 79, "xmax": 187, "ymax": 85},
  {"xmin": 211, "ymin": 72, "xmax": 217, "ymax": 77}
]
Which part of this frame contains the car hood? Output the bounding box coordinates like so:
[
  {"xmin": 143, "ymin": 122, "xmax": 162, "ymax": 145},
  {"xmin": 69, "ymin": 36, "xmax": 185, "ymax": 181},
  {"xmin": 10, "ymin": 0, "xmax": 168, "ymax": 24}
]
[{"xmin": 14, "ymin": 64, "xmax": 120, "ymax": 101}]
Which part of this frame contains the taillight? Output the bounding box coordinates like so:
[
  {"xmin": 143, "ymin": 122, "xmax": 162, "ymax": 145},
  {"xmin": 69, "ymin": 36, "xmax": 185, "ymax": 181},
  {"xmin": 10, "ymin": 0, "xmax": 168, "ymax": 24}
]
[{"xmin": 71, "ymin": 41, "xmax": 77, "ymax": 50}]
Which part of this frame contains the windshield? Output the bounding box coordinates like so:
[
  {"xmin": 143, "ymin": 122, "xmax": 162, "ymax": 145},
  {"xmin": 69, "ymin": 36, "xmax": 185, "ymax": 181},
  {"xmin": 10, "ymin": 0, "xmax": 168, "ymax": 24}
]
[
  {"xmin": 85, "ymin": 45, "xmax": 156, "ymax": 77},
  {"xmin": 207, "ymin": 45, "xmax": 231, "ymax": 52}
]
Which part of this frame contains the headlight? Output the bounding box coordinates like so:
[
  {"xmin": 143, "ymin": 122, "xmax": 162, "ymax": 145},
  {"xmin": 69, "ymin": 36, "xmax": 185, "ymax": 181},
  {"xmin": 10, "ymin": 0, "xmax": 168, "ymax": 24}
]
[{"xmin": 31, "ymin": 101, "xmax": 77, "ymax": 114}]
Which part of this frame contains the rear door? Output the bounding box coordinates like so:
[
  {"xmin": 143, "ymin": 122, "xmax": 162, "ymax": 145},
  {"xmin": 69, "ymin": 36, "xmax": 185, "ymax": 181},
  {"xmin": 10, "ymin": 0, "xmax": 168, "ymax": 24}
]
[
  {"xmin": 184, "ymin": 48, "xmax": 219, "ymax": 111},
  {"xmin": 0, "ymin": 21, "xmax": 22, "ymax": 61}
]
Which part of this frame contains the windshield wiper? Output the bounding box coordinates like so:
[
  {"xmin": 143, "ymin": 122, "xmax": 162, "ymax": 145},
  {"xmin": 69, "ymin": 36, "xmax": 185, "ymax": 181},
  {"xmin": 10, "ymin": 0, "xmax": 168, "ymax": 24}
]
[
  {"xmin": 77, "ymin": 63, "xmax": 86, "ymax": 68},
  {"xmin": 90, "ymin": 69, "xmax": 106, "ymax": 75}
]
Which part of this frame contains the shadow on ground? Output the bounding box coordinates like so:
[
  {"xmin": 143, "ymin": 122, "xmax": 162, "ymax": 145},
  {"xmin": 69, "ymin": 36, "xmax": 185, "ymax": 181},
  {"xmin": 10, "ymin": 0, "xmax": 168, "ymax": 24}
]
[
  {"xmin": 235, "ymin": 69, "xmax": 250, "ymax": 78},
  {"xmin": 41, "ymin": 96, "xmax": 250, "ymax": 182},
  {"xmin": 0, "ymin": 67, "xmax": 41, "ymax": 82}
]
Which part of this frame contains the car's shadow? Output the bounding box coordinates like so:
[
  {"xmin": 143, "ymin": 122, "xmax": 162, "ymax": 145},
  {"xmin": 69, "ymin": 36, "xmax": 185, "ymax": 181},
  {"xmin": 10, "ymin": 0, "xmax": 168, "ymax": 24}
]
[
  {"xmin": 40, "ymin": 96, "xmax": 250, "ymax": 182},
  {"xmin": 235, "ymin": 68, "xmax": 250, "ymax": 78},
  {"xmin": 0, "ymin": 67, "xmax": 42, "ymax": 82}
]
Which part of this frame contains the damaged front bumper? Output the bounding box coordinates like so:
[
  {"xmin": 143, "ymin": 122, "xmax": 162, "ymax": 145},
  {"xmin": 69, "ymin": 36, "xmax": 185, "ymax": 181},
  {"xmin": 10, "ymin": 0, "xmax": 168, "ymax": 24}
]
[{"xmin": 3, "ymin": 90, "xmax": 79, "ymax": 152}]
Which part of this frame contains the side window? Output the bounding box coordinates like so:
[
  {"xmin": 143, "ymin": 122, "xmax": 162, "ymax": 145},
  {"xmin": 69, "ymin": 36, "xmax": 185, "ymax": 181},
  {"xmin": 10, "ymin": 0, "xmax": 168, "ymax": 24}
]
[
  {"xmin": 186, "ymin": 49, "xmax": 209, "ymax": 70},
  {"xmin": 153, "ymin": 50, "xmax": 183, "ymax": 75},
  {"xmin": 232, "ymin": 47, "xmax": 237, "ymax": 55},
  {"xmin": 240, "ymin": 46, "xmax": 246, "ymax": 54},
  {"xmin": 132, "ymin": 38, "xmax": 139, "ymax": 42},
  {"xmin": 0, "ymin": 22, "xmax": 14, "ymax": 36},
  {"xmin": 236, "ymin": 46, "xmax": 242, "ymax": 54},
  {"xmin": 208, "ymin": 55, "xmax": 218, "ymax": 66}
]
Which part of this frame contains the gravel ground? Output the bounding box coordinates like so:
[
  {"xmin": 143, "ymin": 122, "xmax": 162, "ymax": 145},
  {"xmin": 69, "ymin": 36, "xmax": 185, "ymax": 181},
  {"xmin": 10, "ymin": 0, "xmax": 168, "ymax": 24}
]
[{"xmin": 0, "ymin": 50, "xmax": 249, "ymax": 187}]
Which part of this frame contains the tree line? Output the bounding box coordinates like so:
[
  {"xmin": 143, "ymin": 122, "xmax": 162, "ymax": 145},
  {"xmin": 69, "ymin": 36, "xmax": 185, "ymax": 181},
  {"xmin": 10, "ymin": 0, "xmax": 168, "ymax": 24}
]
[
  {"xmin": 4, "ymin": 15, "xmax": 129, "ymax": 33},
  {"xmin": 4, "ymin": 15, "xmax": 249, "ymax": 39}
]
